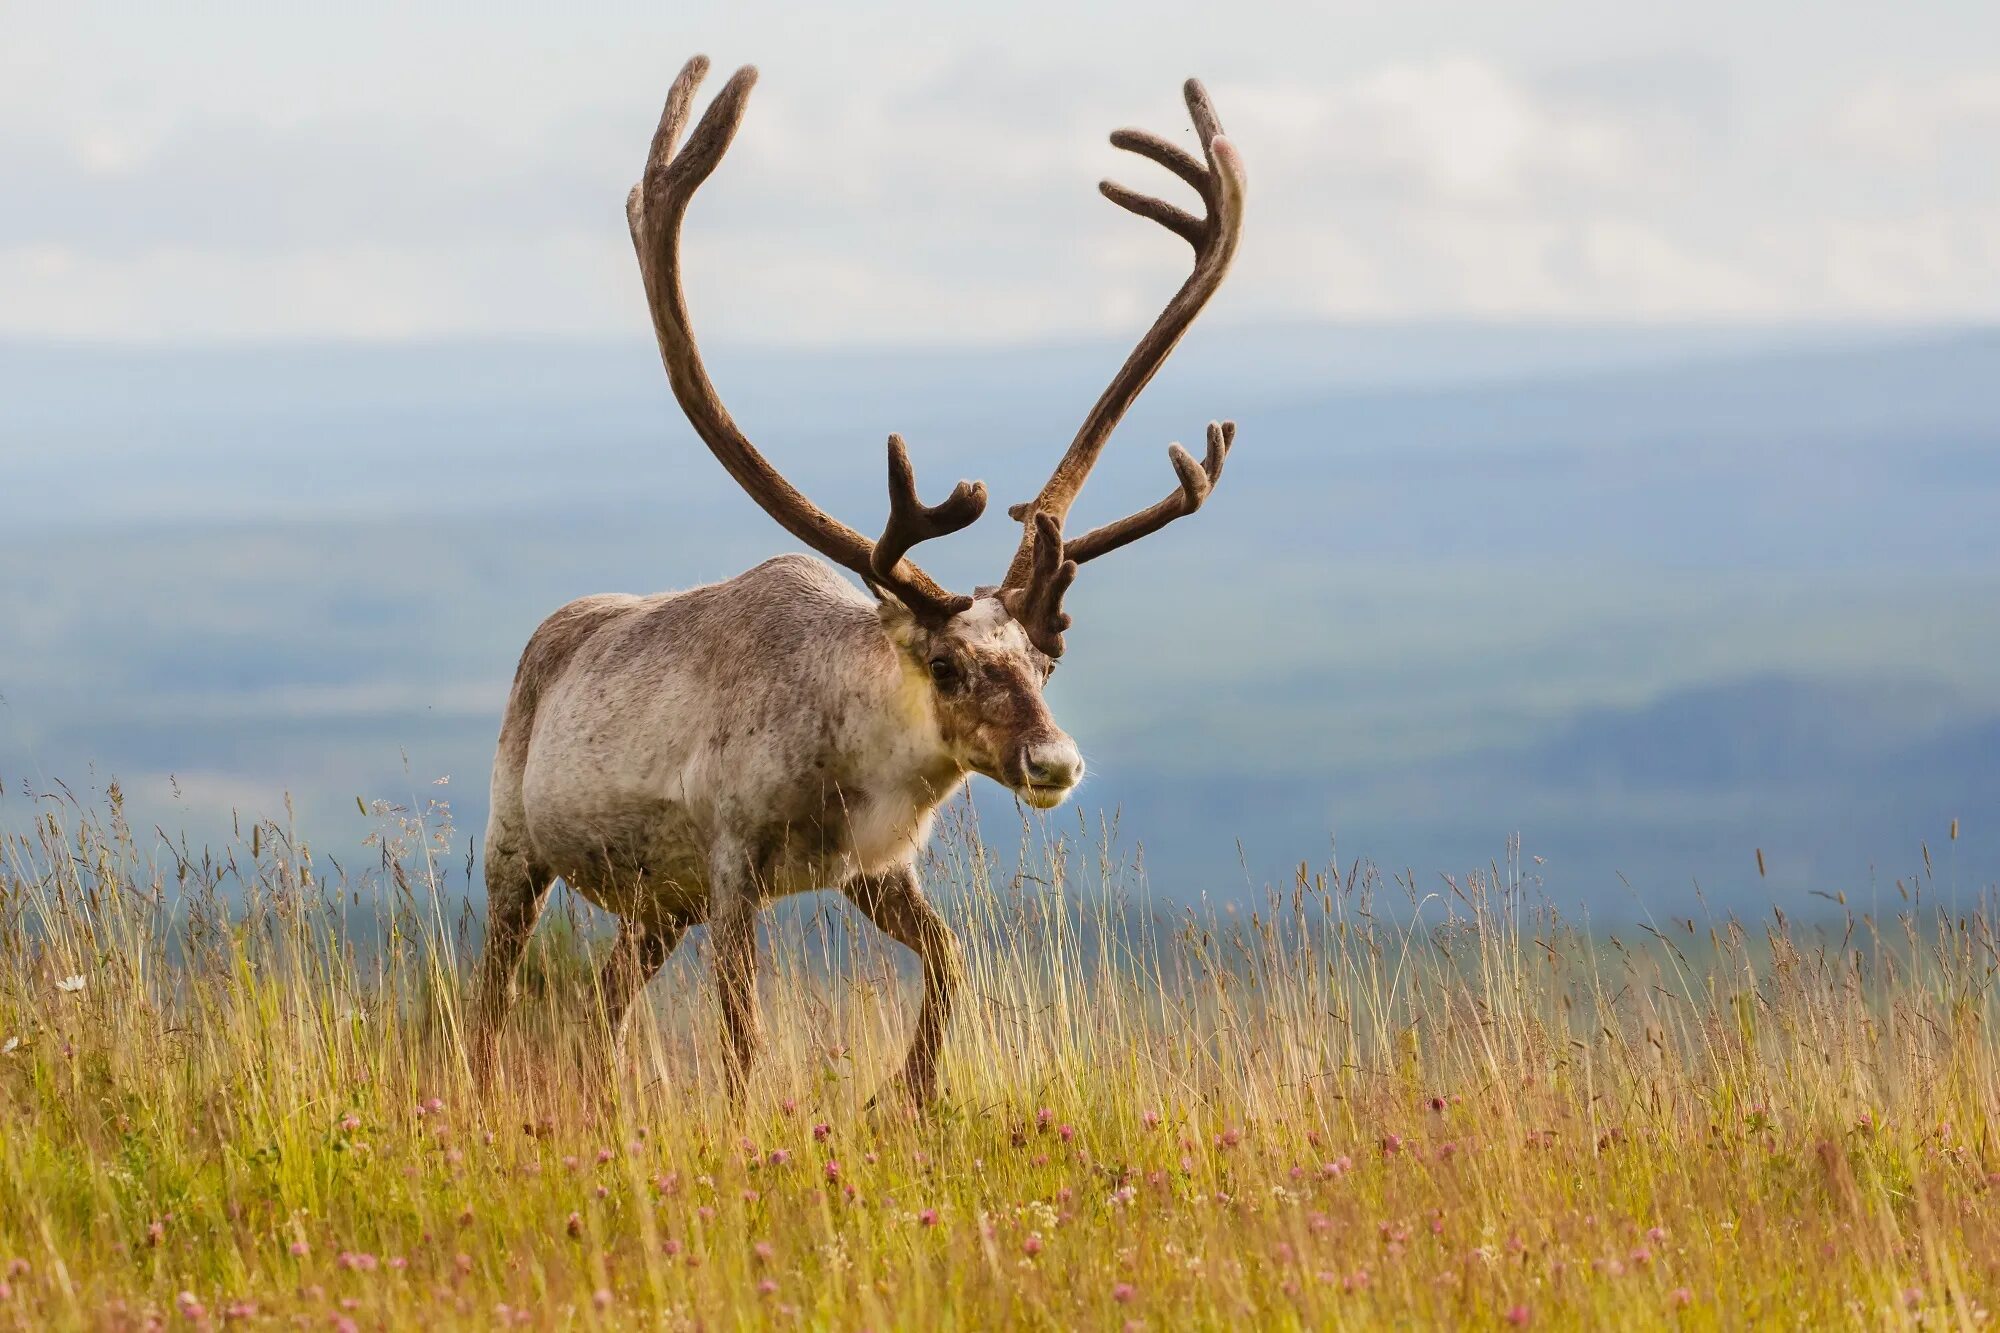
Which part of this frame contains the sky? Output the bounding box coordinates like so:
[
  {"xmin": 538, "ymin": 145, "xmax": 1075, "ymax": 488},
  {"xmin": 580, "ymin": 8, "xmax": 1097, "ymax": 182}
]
[{"xmin": 5, "ymin": 1, "xmax": 2000, "ymax": 346}]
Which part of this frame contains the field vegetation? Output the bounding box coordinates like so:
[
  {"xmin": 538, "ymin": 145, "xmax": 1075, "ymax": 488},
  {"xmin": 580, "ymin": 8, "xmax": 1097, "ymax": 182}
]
[{"xmin": 1, "ymin": 784, "xmax": 1996, "ymax": 1328}]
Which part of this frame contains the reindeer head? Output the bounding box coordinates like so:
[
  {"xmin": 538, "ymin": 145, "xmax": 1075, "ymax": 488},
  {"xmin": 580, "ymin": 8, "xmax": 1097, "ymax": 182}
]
[
  {"xmin": 628, "ymin": 56, "xmax": 1247, "ymax": 810},
  {"xmin": 874, "ymin": 591, "xmax": 1075, "ymax": 808}
]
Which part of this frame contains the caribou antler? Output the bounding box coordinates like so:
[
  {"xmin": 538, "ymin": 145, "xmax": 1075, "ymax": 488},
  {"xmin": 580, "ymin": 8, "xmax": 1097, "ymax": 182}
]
[
  {"xmin": 999, "ymin": 78, "xmax": 1247, "ymax": 652},
  {"xmin": 627, "ymin": 56, "xmax": 982, "ymax": 622},
  {"xmin": 870, "ymin": 435, "xmax": 987, "ymax": 614},
  {"xmin": 999, "ymin": 512, "xmax": 1079, "ymax": 658},
  {"xmin": 1030, "ymin": 420, "xmax": 1236, "ymax": 565}
]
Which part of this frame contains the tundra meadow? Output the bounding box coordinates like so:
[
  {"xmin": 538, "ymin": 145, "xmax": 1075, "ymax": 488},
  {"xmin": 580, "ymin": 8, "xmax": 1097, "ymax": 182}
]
[{"xmin": 2, "ymin": 782, "xmax": 1997, "ymax": 1330}]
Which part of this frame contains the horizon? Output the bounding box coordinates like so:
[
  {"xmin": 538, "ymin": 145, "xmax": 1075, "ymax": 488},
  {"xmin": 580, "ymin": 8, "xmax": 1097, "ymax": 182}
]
[{"xmin": 6, "ymin": 319, "xmax": 1996, "ymax": 918}]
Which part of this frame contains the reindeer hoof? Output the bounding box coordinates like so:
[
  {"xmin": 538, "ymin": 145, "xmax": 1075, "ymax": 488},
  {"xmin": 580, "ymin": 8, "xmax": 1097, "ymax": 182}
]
[{"xmin": 864, "ymin": 1074, "xmax": 937, "ymax": 1118}]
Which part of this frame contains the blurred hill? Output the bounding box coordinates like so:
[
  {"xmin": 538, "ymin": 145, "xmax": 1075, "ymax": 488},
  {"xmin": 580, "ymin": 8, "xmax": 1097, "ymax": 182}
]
[{"xmin": 3, "ymin": 322, "xmax": 1996, "ymax": 914}]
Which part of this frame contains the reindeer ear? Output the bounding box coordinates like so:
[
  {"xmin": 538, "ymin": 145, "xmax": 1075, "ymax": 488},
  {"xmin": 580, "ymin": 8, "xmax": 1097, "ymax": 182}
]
[{"xmin": 875, "ymin": 588, "xmax": 922, "ymax": 647}]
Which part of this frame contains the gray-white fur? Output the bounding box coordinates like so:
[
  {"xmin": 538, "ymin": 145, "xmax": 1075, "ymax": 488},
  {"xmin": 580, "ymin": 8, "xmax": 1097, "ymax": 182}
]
[{"xmin": 472, "ymin": 556, "xmax": 1080, "ymax": 1103}]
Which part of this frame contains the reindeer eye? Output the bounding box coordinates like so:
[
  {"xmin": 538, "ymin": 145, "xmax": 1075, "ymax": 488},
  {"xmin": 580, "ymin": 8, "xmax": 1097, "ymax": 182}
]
[{"xmin": 928, "ymin": 657, "xmax": 963, "ymax": 690}]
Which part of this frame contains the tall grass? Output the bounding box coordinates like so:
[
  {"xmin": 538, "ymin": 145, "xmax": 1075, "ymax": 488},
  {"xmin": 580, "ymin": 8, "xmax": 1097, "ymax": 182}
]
[{"xmin": 1, "ymin": 781, "xmax": 1995, "ymax": 1329}]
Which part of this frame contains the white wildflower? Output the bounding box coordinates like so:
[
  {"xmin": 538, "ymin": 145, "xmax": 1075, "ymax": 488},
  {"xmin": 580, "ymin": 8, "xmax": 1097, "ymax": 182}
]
[
  {"xmin": 56, "ymin": 974, "xmax": 86, "ymax": 994},
  {"xmin": 1016, "ymin": 1200, "xmax": 1058, "ymax": 1231},
  {"xmin": 2, "ymin": 1036, "xmax": 19, "ymax": 1055}
]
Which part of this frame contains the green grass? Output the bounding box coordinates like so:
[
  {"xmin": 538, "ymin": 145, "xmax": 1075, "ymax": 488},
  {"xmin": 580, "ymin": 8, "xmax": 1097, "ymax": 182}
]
[{"xmin": 1, "ymin": 786, "xmax": 1996, "ymax": 1329}]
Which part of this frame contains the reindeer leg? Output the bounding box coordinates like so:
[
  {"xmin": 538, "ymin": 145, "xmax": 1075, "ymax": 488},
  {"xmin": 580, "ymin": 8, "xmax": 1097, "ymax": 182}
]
[
  {"xmin": 844, "ymin": 861, "xmax": 966, "ymax": 1108},
  {"xmin": 598, "ymin": 915, "xmax": 690, "ymax": 1051},
  {"xmin": 708, "ymin": 844, "xmax": 766, "ymax": 1106},
  {"xmin": 472, "ymin": 835, "xmax": 554, "ymax": 1090}
]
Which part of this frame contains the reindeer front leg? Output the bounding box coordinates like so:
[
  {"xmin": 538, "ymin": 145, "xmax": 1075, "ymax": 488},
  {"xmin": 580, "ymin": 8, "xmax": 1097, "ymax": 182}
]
[
  {"xmin": 844, "ymin": 861, "xmax": 966, "ymax": 1107},
  {"xmin": 708, "ymin": 842, "xmax": 766, "ymax": 1104}
]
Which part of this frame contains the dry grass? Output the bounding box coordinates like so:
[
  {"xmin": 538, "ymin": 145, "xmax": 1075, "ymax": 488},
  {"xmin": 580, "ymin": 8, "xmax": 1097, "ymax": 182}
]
[{"xmin": 1, "ymin": 782, "xmax": 1997, "ymax": 1329}]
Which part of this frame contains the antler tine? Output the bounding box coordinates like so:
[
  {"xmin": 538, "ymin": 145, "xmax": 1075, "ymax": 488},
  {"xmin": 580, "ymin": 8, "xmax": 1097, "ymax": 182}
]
[
  {"xmin": 1001, "ymin": 76, "xmax": 1247, "ymax": 593},
  {"xmin": 870, "ymin": 435, "xmax": 987, "ymax": 616},
  {"xmin": 1183, "ymin": 76, "xmax": 1226, "ymax": 155},
  {"xmin": 998, "ymin": 512, "xmax": 1078, "ymax": 658},
  {"xmin": 1098, "ymin": 180, "xmax": 1204, "ymax": 248},
  {"xmin": 627, "ymin": 56, "xmax": 977, "ymax": 623},
  {"xmin": 1058, "ymin": 421, "xmax": 1234, "ymax": 565},
  {"xmin": 1107, "ymin": 128, "xmax": 1208, "ymax": 196},
  {"xmin": 642, "ymin": 54, "xmax": 711, "ymax": 191}
]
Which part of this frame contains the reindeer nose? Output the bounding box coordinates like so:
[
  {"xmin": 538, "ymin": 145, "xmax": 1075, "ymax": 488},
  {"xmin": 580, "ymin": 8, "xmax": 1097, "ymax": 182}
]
[{"xmin": 1023, "ymin": 740, "xmax": 1084, "ymax": 791}]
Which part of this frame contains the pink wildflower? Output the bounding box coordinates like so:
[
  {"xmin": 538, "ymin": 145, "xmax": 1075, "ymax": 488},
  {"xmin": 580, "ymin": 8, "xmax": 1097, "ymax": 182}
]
[
  {"xmin": 813, "ymin": 1123, "xmax": 832, "ymax": 1142},
  {"xmin": 1113, "ymin": 1283, "xmax": 1136, "ymax": 1304},
  {"xmin": 1505, "ymin": 1305, "xmax": 1531, "ymax": 1326},
  {"xmin": 1142, "ymin": 1110, "xmax": 1161, "ymax": 1129},
  {"xmin": 1023, "ymin": 1233, "xmax": 1044, "ymax": 1257},
  {"xmin": 1670, "ymin": 1288, "xmax": 1693, "ymax": 1309}
]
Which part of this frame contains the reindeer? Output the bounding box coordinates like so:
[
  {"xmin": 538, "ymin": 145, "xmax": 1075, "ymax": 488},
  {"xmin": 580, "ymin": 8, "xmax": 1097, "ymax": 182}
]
[{"xmin": 471, "ymin": 54, "xmax": 1247, "ymax": 1106}]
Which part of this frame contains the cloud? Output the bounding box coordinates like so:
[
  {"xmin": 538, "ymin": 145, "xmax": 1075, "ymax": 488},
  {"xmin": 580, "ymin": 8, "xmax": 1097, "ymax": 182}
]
[
  {"xmin": 1836, "ymin": 72, "xmax": 2000, "ymax": 165},
  {"xmin": 1234, "ymin": 58, "xmax": 1643, "ymax": 205},
  {"xmin": 2, "ymin": 21, "xmax": 1998, "ymax": 341}
]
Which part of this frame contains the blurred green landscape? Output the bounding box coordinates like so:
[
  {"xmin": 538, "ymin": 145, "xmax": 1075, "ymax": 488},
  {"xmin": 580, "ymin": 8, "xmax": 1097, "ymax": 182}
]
[{"xmin": 4, "ymin": 322, "xmax": 1997, "ymax": 914}]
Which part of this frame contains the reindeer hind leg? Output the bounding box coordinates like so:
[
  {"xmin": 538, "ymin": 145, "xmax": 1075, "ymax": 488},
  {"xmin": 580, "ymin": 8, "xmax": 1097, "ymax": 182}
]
[{"xmin": 472, "ymin": 829, "xmax": 554, "ymax": 1091}]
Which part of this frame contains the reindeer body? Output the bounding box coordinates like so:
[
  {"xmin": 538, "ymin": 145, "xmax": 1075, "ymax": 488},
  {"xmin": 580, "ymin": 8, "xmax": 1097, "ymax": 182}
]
[
  {"xmin": 470, "ymin": 53, "xmax": 1247, "ymax": 1106},
  {"xmin": 491, "ymin": 555, "xmax": 957, "ymax": 923}
]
